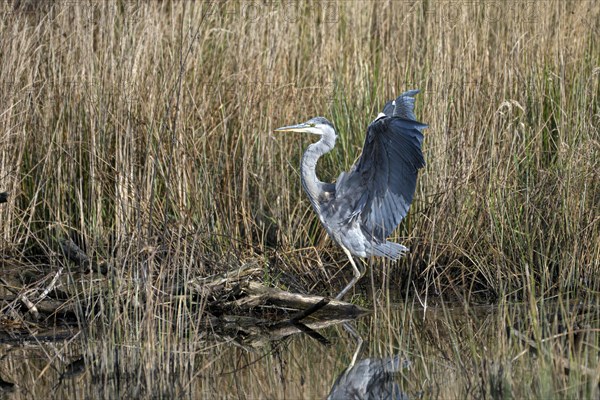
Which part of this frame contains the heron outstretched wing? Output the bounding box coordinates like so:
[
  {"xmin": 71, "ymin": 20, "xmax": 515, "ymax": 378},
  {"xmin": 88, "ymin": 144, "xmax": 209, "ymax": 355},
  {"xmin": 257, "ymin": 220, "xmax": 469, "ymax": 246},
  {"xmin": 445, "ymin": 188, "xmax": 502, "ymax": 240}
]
[{"xmin": 334, "ymin": 90, "xmax": 426, "ymax": 241}]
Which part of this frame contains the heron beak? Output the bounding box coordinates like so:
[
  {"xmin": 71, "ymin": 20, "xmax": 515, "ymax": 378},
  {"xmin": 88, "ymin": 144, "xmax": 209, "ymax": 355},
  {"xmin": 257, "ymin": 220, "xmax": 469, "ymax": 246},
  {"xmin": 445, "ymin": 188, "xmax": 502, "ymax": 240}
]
[{"xmin": 274, "ymin": 123, "xmax": 312, "ymax": 133}]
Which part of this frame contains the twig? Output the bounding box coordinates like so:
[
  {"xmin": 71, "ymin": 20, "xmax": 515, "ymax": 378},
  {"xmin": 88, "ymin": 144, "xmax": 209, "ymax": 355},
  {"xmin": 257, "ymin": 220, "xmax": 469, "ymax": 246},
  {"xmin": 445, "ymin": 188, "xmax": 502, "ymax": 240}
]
[
  {"xmin": 19, "ymin": 292, "xmax": 40, "ymax": 320},
  {"xmin": 38, "ymin": 267, "xmax": 63, "ymax": 300}
]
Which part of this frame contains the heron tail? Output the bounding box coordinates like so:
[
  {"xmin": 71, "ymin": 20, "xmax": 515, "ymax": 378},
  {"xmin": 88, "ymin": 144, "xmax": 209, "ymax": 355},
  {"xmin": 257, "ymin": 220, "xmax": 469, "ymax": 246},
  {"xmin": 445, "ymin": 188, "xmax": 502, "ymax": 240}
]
[{"xmin": 371, "ymin": 241, "xmax": 409, "ymax": 260}]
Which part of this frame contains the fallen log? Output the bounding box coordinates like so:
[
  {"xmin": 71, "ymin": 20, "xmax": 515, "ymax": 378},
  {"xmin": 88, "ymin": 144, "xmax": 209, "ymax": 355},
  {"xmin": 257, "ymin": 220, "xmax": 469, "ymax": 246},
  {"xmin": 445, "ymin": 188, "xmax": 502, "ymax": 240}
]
[{"xmin": 232, "ymin": 281, "xmax": 369, "ymax": 319}]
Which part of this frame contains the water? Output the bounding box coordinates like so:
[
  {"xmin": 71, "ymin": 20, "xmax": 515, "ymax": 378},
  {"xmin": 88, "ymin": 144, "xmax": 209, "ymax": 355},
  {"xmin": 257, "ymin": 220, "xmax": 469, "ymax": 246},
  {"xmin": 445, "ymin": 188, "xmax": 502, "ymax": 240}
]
[{"xmin": 0, "ymin": 299, "xmax": 597, "ymax": 399}]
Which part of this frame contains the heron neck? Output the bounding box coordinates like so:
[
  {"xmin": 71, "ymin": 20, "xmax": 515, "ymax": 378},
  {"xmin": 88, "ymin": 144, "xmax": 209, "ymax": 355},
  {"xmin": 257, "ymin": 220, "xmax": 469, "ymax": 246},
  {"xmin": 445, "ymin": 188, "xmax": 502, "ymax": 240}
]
[{"xmin": 300, "ymin": 136, "xmax": 335, "ymax": 210}]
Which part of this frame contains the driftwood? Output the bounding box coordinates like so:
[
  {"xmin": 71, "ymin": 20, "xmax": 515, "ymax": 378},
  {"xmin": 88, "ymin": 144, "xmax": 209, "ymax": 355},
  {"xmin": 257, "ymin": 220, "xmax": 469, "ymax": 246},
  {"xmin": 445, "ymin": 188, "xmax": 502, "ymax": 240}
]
[
  {"xmin": 1, "ymin": 260, "xmax": 370, "ymax": 347},
  {"xmin": 188, "ymin": 263, "xmax": 369, "ymax": 318},
  {"xmin": 188, "ymin": 265, "xmax": 370, "ymax": 348},
  {"xmin": 231, "ymin": 281, "xmax": 369, "ymax": 319}
]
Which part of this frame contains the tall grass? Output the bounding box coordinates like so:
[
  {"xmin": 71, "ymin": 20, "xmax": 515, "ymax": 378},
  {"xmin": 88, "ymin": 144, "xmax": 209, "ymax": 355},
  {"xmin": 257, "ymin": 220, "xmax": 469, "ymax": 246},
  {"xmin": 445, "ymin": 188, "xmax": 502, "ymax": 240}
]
[
  {"xmin": 0, "ymin": 0, "xmax": 599, "ymax": 397},
  {"xmin": 1, "ymin": 1, "xmax": 598, "ymax": 296}
]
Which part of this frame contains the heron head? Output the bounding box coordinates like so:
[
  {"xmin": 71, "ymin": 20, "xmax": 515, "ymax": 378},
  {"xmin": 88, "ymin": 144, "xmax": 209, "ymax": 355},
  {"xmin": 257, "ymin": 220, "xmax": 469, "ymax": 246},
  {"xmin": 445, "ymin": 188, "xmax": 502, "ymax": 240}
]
[{"xmin": 275, "ymin": 117, "xmax": 336, "ymax": 137}]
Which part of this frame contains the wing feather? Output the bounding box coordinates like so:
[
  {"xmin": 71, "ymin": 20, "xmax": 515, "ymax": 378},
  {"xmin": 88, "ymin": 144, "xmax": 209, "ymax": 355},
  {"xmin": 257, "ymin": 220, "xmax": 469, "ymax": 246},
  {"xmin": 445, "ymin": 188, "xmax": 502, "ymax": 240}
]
[{"xmin": 334, "ymin": 90, "xmax": 426, "ymax": 241}]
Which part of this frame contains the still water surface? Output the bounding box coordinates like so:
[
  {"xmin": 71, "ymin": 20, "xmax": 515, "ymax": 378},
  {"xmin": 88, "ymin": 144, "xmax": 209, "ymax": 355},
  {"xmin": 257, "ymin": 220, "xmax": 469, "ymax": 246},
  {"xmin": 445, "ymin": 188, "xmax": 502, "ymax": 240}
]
[{"xmin": 0, "ymin": 300, "xmax": 596, "ymax": 398}]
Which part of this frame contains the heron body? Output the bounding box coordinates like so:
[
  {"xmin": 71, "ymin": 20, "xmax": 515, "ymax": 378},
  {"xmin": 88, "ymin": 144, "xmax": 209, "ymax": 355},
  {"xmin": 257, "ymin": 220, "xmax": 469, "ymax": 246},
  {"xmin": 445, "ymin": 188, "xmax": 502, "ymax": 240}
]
[{"xmin": 276, "ymin": 90, "xmax": 426, "ymax": 299}]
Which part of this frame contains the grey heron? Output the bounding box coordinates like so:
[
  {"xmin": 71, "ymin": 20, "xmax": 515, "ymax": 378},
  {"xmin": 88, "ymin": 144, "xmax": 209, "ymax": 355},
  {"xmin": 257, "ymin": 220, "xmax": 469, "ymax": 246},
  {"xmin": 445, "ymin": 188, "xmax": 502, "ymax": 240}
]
[{"xmin": 275, "ymin": 90, "xmax": 426, "ymax": 300}]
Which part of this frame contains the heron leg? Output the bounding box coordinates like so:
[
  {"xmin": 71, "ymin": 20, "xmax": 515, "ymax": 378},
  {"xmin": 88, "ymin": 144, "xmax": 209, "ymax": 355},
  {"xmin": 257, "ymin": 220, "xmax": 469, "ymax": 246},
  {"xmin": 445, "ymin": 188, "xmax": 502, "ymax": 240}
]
[{"xmin": 335, "ymin": 247, "xmax": 365, "ymax": 300}]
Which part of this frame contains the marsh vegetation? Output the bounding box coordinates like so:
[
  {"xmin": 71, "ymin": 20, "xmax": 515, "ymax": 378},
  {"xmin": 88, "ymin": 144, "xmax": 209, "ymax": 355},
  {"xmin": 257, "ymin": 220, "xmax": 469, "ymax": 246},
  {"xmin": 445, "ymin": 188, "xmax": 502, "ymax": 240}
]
[{"xmin": 0, "ymin": 0, "xmax": 599, "ymax": 398}]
